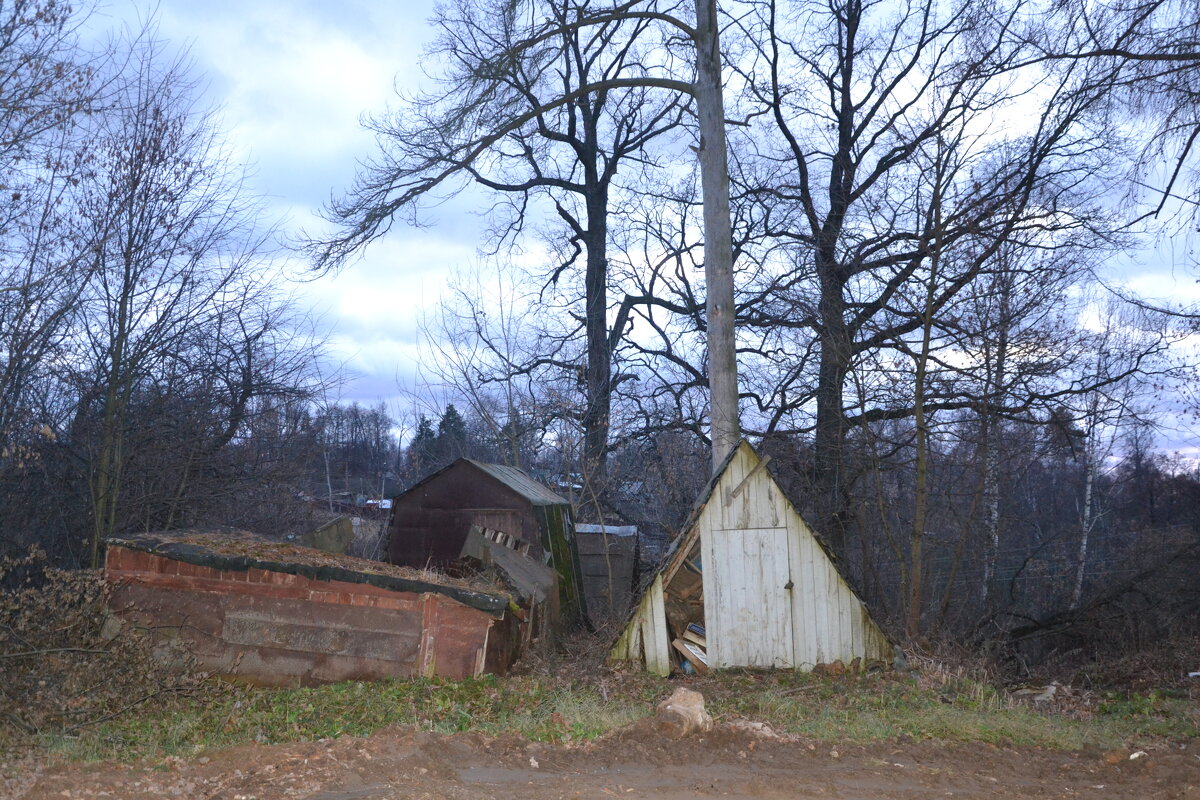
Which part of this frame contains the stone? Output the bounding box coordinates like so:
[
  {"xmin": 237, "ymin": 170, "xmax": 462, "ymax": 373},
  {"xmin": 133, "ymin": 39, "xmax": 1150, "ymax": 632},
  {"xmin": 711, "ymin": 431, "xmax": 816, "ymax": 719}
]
[{"xmin": 653, "ymin": 687, "xmax": 713, "ymax": 739}]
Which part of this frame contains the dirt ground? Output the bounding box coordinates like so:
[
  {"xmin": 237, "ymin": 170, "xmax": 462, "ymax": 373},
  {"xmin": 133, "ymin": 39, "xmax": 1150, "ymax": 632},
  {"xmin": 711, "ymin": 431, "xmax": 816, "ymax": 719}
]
[{"xmin": 7, "ymin": 722, "xmax": 1199, "ymax": 800}]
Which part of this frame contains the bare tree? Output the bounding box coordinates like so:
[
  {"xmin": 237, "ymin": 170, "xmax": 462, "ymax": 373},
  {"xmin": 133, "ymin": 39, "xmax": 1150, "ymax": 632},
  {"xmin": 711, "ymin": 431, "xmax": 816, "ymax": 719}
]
[
  {"xmin": 730, "ymin": 0, "xmax": 1135, "ymax": 553},
  {"xmin": 71, "ymin": 46, "xmax": 290, "ymax": 566},
  {"xmin": 317, "ymin": 0, "xmax": 745, "ymax": 480},
  {"xmin": 0, "ymin": 0, "xmax": 111, "ymax": 456},
  {"xmin": 316, "ymin": 0, "xmax": 693, "ymax": 499},
  {"xmin": 1020, "ymin": 0, "xmax": 1200, "ymax": 223}
]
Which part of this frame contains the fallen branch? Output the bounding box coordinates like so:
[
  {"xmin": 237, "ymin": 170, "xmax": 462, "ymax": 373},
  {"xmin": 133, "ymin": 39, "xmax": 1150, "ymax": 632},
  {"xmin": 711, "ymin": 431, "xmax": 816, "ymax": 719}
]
[
  {"xmin": 63, "ymin": 689, "xmax": 173, "ymax": 733},
  {"xmin": 0, "ymin": 647, "xmax": 109, "ymax": 659}
]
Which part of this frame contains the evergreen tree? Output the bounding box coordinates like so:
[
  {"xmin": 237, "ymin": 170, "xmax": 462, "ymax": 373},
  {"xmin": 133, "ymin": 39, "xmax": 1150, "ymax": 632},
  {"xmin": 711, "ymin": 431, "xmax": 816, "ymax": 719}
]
[
  {"xmin": 408, "ymin": 415, "xmax": 437, "ymax": 477},
  {"xmin": 435, "ymin": 405, "xmax": 468, "ymax": 466}
]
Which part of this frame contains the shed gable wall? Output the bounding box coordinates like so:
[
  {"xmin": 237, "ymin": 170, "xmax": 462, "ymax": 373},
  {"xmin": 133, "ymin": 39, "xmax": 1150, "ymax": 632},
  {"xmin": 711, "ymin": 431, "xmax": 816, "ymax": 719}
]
[
  {"xmin": 618, "ymin": 441, "xmax": 892, "ymax": 673},
  {"xmin": 388, "ymin": 461, "xmax": 541, "ymax": 568},
  {"xmin": 696, "ymin": 445, "xmax": 891, "ymax": 669}
]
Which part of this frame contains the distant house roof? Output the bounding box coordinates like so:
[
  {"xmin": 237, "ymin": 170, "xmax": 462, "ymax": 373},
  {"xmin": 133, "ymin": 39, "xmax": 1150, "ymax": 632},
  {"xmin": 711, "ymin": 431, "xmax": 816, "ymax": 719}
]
[
  {"xmin": 463, "ymin": 459, "xmax": 568, "ymax": 506},
  {"xmin": 576, "ymin": 524, "xmax": 638, "ymax": 537}
]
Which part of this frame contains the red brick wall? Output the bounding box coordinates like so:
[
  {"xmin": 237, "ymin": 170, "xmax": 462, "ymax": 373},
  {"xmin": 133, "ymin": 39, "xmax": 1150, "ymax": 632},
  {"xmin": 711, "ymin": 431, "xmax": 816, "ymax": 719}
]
[{"xmin": 104, "ymin": 546, "xmax": 505, "ymax": 686}]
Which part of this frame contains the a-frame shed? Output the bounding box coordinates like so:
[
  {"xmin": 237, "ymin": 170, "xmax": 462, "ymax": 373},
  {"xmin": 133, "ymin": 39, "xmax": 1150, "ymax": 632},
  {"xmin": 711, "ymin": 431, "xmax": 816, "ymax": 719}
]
[{"xmin": 612, "ymin": 441, "xmax": 892, "ymax": 675}]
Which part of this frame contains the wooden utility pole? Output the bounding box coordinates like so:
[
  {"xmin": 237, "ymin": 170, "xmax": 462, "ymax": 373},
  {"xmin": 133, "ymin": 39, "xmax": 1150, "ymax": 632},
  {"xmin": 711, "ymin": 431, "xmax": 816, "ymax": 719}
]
[{"xmin": 693, "ymin": 0, "xmax": 739, "ymax": 474}]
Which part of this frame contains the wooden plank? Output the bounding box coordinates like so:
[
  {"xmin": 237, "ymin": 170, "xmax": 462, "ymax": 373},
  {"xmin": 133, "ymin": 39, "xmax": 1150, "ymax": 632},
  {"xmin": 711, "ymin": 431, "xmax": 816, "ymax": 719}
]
[
  {"xmin": 850, "ymin": 579, "xmax": 865, "ymax": 660},
  {"xmin": 419, "ymin": 594, "xmax": 439, "ymax": 677},
  {"xmin": 716, "ymin": 448, "xmax": 741, "ymax": 528},
  {"xmin": 784, "ymin": 513, "xmax": 802, "ymax": 669},
  {"xmin": 795, "ymin": 516, "xmax": 819, "ymax": 669},
  {"xmin": 813, "ymin": 533, "xmax": 833, "ymax": 664},
  {"xmin": 700, "ymin": 513, "xmax": 720, "ymax": 668},
  {"xmin": 671, "ymin": 638, "xmax": 709, "ymax": 674},
  {"xmin": 730, "ymin": 455, "xmax": 772, "ymax": 499},
  {"xmin": 749, "ymin": 455, "xmax": 781, "ymax": 529},
  {"xmin": 837, "ymin": 562, "xmax": 852, "ymax": 660},
  {"xmin": 643, "ymin": 575, "xmax": 671, "ymax": 677}
]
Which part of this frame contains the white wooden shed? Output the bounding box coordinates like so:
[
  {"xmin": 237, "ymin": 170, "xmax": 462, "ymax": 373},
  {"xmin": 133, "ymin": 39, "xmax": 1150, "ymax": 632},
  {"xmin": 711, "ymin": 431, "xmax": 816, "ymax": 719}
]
[{"xmin": 611, "ymin": 441, "xmax": 892, "ymax": 676}]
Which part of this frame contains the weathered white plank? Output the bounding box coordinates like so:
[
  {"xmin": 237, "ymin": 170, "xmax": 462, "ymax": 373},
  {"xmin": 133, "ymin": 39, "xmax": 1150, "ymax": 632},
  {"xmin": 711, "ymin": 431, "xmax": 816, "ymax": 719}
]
[
  {"xmin": 717, "ymin": 448, "xmax": 746, "ymax": 530},
  {"xmin": 819, "ymin": 538, "xmax": 837, "ymax": 663},
  {"xmin": 642, "ymin": 575, "xmax": 670, "ymax": 676},
  {"xmin": 707, "ymin": 526, "xmax": 793, "ymax": 668},
  {"xmin": 850, "ymin": 581, "xmax": 864, "ymax": 658},
  {"xmin": 789, "ymin": 515, "xmax": 818, "ymax": 669},
  {"xmin": 700, "ymin": 514, "xmax": 721, "ymax": 667}
]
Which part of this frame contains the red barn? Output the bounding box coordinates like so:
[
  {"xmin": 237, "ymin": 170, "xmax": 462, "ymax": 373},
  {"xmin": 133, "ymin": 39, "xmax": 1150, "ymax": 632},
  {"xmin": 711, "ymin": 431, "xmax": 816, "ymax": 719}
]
[{"xmin": 386, "ymin": 459, "xmax": 586, "ymax": 623}]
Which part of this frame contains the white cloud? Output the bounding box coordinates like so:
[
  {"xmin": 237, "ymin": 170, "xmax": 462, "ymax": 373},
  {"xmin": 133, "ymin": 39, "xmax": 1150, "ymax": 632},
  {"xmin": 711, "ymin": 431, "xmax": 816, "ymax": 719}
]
[{"xmin": 106, "ymin": 0, "xmax": 493, "ymax": 416}]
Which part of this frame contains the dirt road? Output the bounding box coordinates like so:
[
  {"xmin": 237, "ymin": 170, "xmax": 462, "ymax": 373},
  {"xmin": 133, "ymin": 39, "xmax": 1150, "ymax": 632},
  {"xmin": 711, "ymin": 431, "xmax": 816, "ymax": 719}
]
[{"xmin": 8, "ymin": 722, "xmax": 1199, "ymax": 799}]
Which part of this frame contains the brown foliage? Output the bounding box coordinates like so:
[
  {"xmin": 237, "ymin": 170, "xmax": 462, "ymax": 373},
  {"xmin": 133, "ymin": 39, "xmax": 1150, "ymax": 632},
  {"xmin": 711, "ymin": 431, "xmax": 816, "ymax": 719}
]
[{"xmin": 0, "ymin": 549, "xmax": 213, "ymax": 748}]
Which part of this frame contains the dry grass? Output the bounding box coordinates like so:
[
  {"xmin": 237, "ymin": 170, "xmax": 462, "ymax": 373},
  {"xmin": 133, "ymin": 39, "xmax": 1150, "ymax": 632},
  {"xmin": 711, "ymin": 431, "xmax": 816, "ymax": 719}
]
[
  {"xmin": 3, "ymin": 578, "xmax": 1195, "ymax": 765},
  {"xmin": 122, "ymin": 531, "xmax": 506, "ymax": 594}
]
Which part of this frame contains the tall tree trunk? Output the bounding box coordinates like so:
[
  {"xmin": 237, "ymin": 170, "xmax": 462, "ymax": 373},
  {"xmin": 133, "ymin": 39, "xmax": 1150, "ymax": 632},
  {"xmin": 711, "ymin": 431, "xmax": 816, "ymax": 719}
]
[
  {"xmin": 694, "ymin": 0, "xmax": 739, "ymax": 474},
  {"xmin": 1072, "ymin": 437, "xmax": 1095, "ymax": 610},
  {"xmin": 90, "ymin": 271, "xmax": 134, "ymax": 568},
  {"xmin": 908, "ymin": 277, "xmax": 936, "ymax": 640},
  {"xmin": 813, "ymin": 271, "xmax": 851, "ymax": 552},
  {"xmin": 582, "ymin": 191, "xmax": 611, "ymax": 516},
  {"xmin": 981, "ymin": 274, "xmax": 1011, "ymax": 603}
]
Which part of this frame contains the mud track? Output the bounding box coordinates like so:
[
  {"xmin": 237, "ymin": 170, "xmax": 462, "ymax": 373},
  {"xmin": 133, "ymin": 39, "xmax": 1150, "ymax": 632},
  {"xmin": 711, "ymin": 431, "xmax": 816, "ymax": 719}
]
[{"xmin": 9, "ymin": 722, "xmax": 1199, "ymax": 799}]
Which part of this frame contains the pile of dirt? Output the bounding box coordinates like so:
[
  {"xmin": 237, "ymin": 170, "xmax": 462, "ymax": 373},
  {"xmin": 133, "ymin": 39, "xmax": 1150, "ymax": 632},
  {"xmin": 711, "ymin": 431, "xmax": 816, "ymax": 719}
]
[{"xmin": 0, "ymin": 549, "xmax": 217, "ymax": 748}]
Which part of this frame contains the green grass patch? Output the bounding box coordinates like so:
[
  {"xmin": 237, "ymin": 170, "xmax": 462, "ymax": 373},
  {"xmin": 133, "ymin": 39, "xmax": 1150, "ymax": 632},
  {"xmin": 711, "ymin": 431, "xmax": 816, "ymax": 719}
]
[
  {"xmin": 693, "ymin": 670, "xmax": 1199, "ymax": 750},
  {"xmin": 23, "ymin": 669, "xmax": 1199, "ymax": 764},
  {"xmin": 34, "ymin": 675, "xmax": 653, "ymax": 763}
]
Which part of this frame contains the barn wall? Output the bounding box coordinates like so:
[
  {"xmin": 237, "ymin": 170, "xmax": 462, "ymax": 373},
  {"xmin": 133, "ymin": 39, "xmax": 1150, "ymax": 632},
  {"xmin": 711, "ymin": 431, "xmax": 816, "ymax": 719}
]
[
  {"xmin": 387, "ymin": 462, "xmax": 542, "ymax": 568},
  {"xmin": 576, "ymin": 533, "xmax": 636, "ymax": 625},
  {"xmin": 534, "ymin": 504, "xmax": 586, "ymax": 623},
  {"xmin": 105, "ymin": 545, "xmax": 506, "ymax": 686}
]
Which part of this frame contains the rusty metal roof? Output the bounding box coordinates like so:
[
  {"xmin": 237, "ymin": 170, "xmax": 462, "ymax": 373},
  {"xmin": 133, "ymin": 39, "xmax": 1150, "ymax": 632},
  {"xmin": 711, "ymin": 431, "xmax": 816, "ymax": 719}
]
[{"xmin": 464, "ymin": 460, "xmax": 569, "ymax": 506}]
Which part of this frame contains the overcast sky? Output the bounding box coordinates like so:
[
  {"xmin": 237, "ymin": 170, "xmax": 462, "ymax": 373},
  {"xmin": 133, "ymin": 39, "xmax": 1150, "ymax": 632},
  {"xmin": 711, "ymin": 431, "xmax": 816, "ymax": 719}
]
[
  {"xmin": 104, "ymin": 0, "xmax": 490, "ymax": 423},
  {"xmin": 105, "ymin": 0, "xmax": 1200, "ymax": 452}
]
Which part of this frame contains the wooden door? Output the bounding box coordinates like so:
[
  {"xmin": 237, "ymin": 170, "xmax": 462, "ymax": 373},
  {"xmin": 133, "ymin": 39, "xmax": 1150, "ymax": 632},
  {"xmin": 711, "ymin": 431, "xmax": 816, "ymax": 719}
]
[{"xmin": 705, "ymin": 526, "xmax": 794, "ymax": 668}]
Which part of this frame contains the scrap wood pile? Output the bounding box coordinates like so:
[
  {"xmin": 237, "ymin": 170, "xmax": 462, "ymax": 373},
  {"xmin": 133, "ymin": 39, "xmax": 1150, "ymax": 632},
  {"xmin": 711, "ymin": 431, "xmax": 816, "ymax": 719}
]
[{"xmin": 0, "ymin": 548, "xmax": 213, "ymax": 745}]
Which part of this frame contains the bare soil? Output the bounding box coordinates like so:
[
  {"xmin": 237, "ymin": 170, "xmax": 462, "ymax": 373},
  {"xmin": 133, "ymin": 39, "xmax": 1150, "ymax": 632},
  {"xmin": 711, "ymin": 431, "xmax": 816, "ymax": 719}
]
[{"xmin": 8, "ymin": 722, "xmax": 1198, "ymax": 800}]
